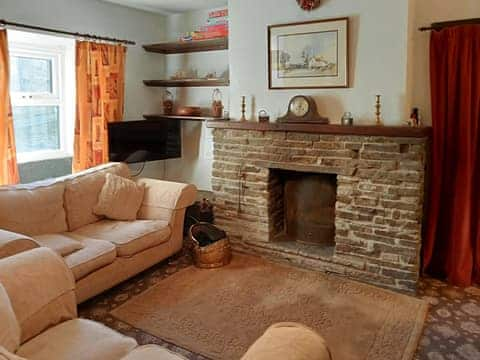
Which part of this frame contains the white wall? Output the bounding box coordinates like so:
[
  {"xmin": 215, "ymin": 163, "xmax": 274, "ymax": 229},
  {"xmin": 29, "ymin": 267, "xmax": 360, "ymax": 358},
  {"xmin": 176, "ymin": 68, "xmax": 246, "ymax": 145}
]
[
  {"xmin": 409, "ymin": 0, "xmax": 480, "ymax": 125},
  {"xmin": 0, "ymin": 0, "xmax": 167, "ymax": 179},
  {"xmin": 7, "ymin": 0, "xmax": 479, "ymax": 188},
  {"xmin": 160, "ymin": 8, "xmax": 229, "ymax": 191},
  {"xmin": 229, "ymin": 0, "xmax": 410, "ymax": 125}
]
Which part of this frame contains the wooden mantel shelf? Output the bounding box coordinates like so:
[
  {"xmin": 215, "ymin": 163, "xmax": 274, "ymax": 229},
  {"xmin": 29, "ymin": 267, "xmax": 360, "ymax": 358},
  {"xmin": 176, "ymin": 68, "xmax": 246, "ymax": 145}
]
[{"xmin": 206, "ymin": 120, "xmax": 432, "ymax": 138}]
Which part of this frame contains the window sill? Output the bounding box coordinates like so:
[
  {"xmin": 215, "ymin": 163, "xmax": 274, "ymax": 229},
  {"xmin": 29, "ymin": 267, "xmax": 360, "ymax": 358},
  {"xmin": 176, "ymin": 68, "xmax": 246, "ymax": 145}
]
[{"xmin": 17, "ymin": 152, "xmax": 72, "ymax": 164}]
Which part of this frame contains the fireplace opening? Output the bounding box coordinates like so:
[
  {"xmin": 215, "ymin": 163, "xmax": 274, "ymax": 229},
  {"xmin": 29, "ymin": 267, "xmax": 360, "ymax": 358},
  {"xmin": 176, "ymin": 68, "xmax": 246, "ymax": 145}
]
[{"xmin": 270, "ymin": 170, "xmax": 337, "ymax": 248}]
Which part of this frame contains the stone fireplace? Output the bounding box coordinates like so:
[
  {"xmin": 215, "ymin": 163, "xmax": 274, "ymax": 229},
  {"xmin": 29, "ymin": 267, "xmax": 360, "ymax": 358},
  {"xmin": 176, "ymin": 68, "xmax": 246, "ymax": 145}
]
[{"xmin": 208, "ymin": 121, "xmax": 431, "ymax": 292}]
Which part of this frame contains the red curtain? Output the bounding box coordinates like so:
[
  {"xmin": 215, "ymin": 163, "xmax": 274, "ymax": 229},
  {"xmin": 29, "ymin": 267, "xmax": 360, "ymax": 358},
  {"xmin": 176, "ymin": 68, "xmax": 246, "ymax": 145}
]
[{"xmin": 423, "ymin": 25, "xmax": 480, "ymax": 286}]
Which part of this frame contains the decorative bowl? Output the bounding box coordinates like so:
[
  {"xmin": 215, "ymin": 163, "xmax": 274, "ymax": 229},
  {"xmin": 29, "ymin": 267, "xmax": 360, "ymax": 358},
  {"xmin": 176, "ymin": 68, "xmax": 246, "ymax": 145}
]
[{"xmin": 177, "ymin": 106, "xmax": 202, "ymax": 117}]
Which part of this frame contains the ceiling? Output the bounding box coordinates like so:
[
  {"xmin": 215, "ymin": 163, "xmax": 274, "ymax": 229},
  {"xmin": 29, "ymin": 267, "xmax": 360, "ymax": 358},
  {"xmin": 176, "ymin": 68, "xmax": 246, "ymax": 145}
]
[{"xmin": 102, "ymin": 0, "xmax": 228, "ymax": 14}]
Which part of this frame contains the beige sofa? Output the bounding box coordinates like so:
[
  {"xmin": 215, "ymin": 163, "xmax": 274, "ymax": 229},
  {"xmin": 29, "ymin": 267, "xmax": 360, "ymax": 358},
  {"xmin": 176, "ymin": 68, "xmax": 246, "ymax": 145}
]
[
  {"xmin": 0, "ymin": 248, "xmax": 331, "ymax": 360},
  {"xmin": 0, "ymin": 163, "xmax": 197, "ymax": 303},
  {"xmin": 0, "ymin": 248, "xmax": 188, "ymax": 360}
]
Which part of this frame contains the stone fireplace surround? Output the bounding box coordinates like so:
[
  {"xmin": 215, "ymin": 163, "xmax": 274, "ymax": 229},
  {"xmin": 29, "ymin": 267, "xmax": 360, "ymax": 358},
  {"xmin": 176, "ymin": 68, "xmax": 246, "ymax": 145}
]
[{"xmin": 207, "ymin": 121, "xmax": 431, "ymax": 293}]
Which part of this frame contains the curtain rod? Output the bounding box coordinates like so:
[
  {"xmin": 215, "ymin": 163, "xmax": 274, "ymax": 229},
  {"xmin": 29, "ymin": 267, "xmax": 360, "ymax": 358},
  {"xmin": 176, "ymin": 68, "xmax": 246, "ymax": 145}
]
[
  {"xmin": 419, "ymin": 18, "xmax": 480, "ymax": 32},
  {"xmin": 0, "ymin": 19, "xmax": 136, "ymax": 45}
]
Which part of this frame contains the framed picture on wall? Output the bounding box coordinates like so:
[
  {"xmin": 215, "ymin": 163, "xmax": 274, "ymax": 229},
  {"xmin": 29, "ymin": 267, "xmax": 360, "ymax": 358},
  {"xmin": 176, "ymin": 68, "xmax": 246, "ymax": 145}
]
[{"xmin": 268, "ymin": 17, "xmax": 349, "ymax": 89}]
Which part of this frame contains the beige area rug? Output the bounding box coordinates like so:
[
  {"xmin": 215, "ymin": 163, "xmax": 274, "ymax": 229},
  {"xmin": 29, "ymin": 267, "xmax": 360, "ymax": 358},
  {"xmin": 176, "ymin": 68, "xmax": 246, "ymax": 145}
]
[{"xmin": 111, "ymin": 255, "xmax": 428, "ymax": 360}]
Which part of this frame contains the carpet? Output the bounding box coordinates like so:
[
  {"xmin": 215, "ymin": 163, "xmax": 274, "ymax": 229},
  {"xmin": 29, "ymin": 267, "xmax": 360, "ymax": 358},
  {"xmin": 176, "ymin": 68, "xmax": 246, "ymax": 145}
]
[{"xmin": 111, "ymin": 254, "xmax": 428, "ymax": 360}]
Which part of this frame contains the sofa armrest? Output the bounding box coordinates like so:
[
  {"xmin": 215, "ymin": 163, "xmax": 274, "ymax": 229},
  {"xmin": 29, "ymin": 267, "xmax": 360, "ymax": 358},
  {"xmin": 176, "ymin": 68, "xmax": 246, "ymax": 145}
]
[
  {"xmin": 136, "ymin": 178, "xmax": 197, "ymax": 223},
  {"xmin": 241, "ymin": 323, "xmax": 332, "ymax": 360},
  {"xmin": 0, "ymin": 248, "xmax": 77, "ymax": 343},
  {"xmin": 0, "ymin": 229, "xmax": 39, "ymax": 260}
]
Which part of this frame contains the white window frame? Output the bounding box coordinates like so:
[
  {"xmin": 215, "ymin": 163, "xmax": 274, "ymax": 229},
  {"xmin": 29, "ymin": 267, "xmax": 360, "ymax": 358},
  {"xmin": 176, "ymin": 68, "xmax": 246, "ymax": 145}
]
[{"xmin": 8, "ymin": 32, "xmax": 74, "ymax": 164}]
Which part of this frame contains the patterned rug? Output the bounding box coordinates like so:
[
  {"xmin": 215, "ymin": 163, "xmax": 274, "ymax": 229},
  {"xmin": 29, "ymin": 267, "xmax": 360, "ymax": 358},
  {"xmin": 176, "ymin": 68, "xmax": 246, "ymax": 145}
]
[
  {"xmin": 106, "ymin": 254, "xmax": 427, "ymax": 359},
  {"xmin": 79, "ymin": 248, "xmax": 480, "ymax": 360}
]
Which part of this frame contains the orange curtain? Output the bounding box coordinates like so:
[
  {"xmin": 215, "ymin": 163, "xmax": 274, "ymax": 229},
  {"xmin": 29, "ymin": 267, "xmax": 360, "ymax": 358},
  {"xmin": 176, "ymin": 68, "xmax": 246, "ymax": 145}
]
[
  {"xmin": 0, "ymin": 30, "xmax": 19, "ymax": 185},
  {"xmin": 73, "ymin": 41, "xmax": 126, "ymax": 172}
]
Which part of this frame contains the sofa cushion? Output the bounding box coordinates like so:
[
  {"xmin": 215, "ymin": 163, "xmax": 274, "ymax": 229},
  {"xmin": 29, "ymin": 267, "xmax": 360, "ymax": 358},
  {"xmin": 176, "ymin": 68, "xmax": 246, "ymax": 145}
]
[
  {"xmin": 120, "ymin": 345, "xmax": 187, "ymax": 360},
  {"xmin": 33, "ymin": 234, "xmax": 84, "ymax": 257},
  {"xmin": 64, "ymin": 163, "xmax": 131, "ymax": 231},
  {"xmin": 73, "ymin": 220, "xmax": 171, "ymax": 257},
  {"xmin": 17, "ymin": 319, "xmax": 137, "ymax": 360},
  {"xmin": 0, "ymin": 346, "xmax": 26, "ymax": 360},
  {"xmin": 0, "ymin": 285, "xmax": 20, "ymax": 353},
  {"xmin": 0, "ymin": 230, "xmax": 39, "ymax": 260},
  {"xmin": 0, "ymin": 182, "xmax": 67, "ymax": 236},
  {"xmin": 63, "ymin": 237, "xmax": 117, "ymax": 280},
  {"xmin": 0, "ymin": 248, "xmax": 77, "ymax": 343},
  {"xmin": 93, "ymin": 173, "xmax": 145, "ymax": 221},
  {"xmin": 241, "ymin": 323, "xmax": 332, "ymax": 360}
]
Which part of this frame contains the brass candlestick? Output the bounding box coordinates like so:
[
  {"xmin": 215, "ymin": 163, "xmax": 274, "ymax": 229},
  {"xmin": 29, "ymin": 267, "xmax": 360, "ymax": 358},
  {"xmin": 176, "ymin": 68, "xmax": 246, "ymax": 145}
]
[
  {"xmin": 375, "ymin": 95, "xmax": 383, "ymax": 125},
  {"xmin": 240, "ymin": 96, "xmax": 247, "ymax": 121}
]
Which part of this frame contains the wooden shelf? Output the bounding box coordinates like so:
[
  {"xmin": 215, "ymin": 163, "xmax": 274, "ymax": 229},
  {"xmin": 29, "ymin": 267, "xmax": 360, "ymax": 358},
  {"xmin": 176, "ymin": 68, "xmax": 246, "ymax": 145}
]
[
  {"xmin": 206, "ymin": 120, "xmax": 432, "ymax": 138},
  {"xmin": 143, "ymin": 79, "xmax": 229, "ymax": 87},
  {"xmin": 143, "ymin": 38, "xmax": 228, "ymax": 54},
  {"xmin": 144, "ymin": 114, "xmax": 228, "ymax": 122}
]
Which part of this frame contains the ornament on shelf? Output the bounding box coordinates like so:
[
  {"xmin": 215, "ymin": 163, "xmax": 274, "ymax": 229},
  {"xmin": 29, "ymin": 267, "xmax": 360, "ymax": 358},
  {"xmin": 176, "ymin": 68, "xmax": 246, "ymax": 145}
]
[
  {"xmin": 411, "ymin": 108, "xmax": 421, "ymax": 127},
  {"xmin": 258, "ymin": 110, "xmax": 270, "ymax": 123},
  {"xmin": 163, "ymin": 90, "xmax": 174, "ymax": 115},
  {"xmin": 341, "ymin": 112, "xmax": 354, "ymax": 126},
  {"xmin": 375, "ymin": 95, "xmax": 383, "ymax": 126},
  {"xmin": 212, "ymin": 88, "xmax": 224, "ymax": 118},
  {"xmin": 240, "ymin": 96, "xmax": 247, "ymax": 122},
  {"xmin": 297, "ymin": 0, "xmax": 321, "ymax": 11}
]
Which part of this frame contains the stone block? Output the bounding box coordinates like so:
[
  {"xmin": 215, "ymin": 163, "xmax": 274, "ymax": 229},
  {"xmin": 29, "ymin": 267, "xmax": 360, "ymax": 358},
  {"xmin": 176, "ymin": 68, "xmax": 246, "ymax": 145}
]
[
  {"xmin": 364, "ymin": 143, "xmax": 400, "ymax": 153},
  {"xmin": 287, "ymin": 132, "xmax": 320, "ymax": 141}
]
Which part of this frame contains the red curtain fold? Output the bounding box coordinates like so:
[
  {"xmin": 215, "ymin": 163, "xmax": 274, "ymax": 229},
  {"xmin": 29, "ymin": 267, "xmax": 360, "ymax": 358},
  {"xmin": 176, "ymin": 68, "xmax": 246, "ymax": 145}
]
[{"xmin": 423, "ymin": 25, "xmax": 480, "ymax": 286}]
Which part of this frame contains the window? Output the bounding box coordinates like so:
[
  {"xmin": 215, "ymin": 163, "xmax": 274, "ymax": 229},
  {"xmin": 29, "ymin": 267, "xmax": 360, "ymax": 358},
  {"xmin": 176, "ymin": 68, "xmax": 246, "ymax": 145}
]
[{"xmin": 8, "ymin": 31, "xmax": 75, "ymax": 163}]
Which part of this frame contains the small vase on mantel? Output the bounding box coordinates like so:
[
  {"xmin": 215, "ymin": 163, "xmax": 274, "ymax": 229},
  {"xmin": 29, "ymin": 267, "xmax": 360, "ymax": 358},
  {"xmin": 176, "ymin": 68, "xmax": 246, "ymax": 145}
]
[
  {"xmin": 341, "ymin": 112, "xmax": 354, "ymax": 126},
  {"xmin": 375, "ymin": 95, "xmax": 383, "ymax": 126}
]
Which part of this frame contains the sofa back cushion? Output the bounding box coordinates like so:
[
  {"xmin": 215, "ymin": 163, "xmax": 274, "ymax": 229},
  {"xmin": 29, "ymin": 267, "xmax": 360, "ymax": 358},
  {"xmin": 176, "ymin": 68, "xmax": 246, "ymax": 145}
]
[
  {"xmin": 64, "ymin": 163, "xmax": 131, "ymax": 231},
  {"xmin": 0, "ymin": 182, "xmax": 68, "ymax": 236},
  {"xmin": 0, "ymin": 248, "xmax": 77, "ymax": 343},
  {"xmin": 0, "ymin": 284, "xmax": 21, "ymax": 353}
]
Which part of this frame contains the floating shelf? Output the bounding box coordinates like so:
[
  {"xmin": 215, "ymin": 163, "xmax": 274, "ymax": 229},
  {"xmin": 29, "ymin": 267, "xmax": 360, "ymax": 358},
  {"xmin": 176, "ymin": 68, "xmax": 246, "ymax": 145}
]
[
  {"xmin": 143, "ymin": 79, "xmax": 229, "ymax": 87},
  {"xmin": 143, "ymin": 38, "xmax": 228, "ymax": 54},
  {"xmin": 144, "ymin": 114, "xmax": 229, "ymax": 122}
]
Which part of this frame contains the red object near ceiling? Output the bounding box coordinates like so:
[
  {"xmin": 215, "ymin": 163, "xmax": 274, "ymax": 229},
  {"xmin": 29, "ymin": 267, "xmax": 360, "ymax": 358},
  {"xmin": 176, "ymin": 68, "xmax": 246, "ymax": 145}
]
[{"xmin": 297, "ymin": 0, "xmax": 321, "ymax": 11}]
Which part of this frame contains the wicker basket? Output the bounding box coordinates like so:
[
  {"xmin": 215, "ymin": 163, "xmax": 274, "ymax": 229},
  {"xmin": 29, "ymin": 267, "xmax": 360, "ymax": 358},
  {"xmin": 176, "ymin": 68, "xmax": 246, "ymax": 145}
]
[{"xmin": 189, "ymin": 223, "xmax": 232, "ymax": 269}]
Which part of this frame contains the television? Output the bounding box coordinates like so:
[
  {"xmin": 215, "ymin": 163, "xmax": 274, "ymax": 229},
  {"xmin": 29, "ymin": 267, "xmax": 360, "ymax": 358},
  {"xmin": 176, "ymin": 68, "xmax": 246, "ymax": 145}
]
[{"xmin": 108, "ymin": 120, "xmax": 181, "ymax": 164}]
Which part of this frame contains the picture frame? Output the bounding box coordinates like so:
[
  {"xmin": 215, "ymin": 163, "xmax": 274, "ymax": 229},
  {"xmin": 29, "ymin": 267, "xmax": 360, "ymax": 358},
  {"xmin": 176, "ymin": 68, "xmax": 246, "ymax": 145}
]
[{"xmin": 268, "ymin": 17, "xmax": 349, "ymax": 89}]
